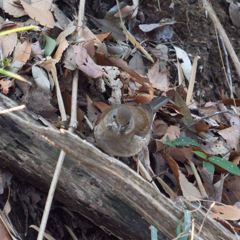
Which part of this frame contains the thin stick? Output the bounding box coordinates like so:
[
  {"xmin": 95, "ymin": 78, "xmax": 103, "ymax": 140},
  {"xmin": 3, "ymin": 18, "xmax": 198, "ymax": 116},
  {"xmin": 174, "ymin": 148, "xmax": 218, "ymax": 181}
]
[
  {"xmin": 37, "ymin": 1, "xmax": 86, "ymax": 239},
  {"xmin": 202, "ymin": 0, "xmax": 240, "ymax": 78},
  {"xmin": 197, "ymin": 202, "xmax": 215, "ymax": 237},
  {"xmin": 69, "ymin": 69, "xmax": 79, "ymax": 131},
  {"xmin": 214, "ymin": 25, "xmax": 238, "ymax": 114},
  {"xmin": 186, "ymin": 54, "xmax": 200, "ymax": 106},
  {"xmin": 188, "ymin": 160, "xmax": 208, "ymax": 199},
  {"xmin": 219, "ymin": 34, "xmax": 233, "ymax": 98},
  {"xmin": 0, "ymin": 104, "xmax": 25, "ymax": 114},
  {"xmin": 183, "ymin": 110, "xmax": 230, "ymax": 131}
]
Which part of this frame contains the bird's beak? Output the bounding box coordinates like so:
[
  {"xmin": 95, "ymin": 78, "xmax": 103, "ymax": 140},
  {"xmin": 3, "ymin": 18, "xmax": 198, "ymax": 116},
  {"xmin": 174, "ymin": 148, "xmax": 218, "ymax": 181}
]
[{"xmin": 118, "ymin": 123, "xmax": 122, "ymax": 133}]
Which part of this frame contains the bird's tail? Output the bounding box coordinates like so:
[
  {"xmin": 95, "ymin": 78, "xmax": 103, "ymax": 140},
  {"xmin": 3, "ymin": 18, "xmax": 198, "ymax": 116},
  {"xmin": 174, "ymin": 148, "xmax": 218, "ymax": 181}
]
[{"xmin": 147, "ymin": 96, "xmax": 171, "ymax": 114}]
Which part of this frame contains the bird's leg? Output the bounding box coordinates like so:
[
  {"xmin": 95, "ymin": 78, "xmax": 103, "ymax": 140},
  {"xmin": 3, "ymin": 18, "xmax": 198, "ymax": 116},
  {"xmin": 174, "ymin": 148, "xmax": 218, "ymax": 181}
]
[
  {"xmin": 139, "ymin": 148, "xmax": 155, "ymax": 177},
  {"xmin": 133, "ymin": 155, "xmax": 140, "ymax": 174},
  {"xmin": 137, "ymin": 149, "xmax": 158, "ymax": 189}
]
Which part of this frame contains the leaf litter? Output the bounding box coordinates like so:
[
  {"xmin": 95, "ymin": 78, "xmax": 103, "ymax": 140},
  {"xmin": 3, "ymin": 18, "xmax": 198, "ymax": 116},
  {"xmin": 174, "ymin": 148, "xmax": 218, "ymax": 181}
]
[{"xmin": 0, "ymin": 0, "xmax": 240, "ymax": 239}]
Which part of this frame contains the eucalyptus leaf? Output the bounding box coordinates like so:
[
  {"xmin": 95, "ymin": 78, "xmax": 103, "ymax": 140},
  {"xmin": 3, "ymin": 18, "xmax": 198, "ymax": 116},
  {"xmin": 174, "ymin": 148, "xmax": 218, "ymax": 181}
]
[
  {"xmin": 173, "ymin": 137, "xmax": 199, "ymax": 147},
  {"xmin": 163, "ymin": 135, "xmax": 176, "ymax": 148},
  {"xmin": 203, "ymin": 161, "xmax": 215, "ymax": 175},
  {"xmin": 43, "ymin": 34, "xmax": 56, "ymax": 56},
  {"xmin": 192, "ymin": 151, "xmax": 207, "ymax": 160},
  {"xmin": 208, "ymin": 156, "xmax": 240, "ymax": 176},
  {"xmin": 151, "ymin": 225, "xmax": 158, "ymax": 240}
]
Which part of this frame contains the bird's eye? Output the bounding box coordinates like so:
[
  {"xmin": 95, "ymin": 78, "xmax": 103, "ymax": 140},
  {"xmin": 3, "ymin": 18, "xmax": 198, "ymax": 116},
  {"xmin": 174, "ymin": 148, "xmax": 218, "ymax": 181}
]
[
  {"xmin": 127, "ymin": 121, "xmax": 130, "ymax": 125},
  {"xmin": 113, "ymin": 114, "xmax": 116, "ymax": 119}
]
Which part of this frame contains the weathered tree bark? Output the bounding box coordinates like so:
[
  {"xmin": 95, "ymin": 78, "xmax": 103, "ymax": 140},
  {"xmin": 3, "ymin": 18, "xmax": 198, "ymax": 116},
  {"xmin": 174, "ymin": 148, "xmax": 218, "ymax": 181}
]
[{"xmin": 0, "ymin": 93, "xmax": 237, "ymax": 240}]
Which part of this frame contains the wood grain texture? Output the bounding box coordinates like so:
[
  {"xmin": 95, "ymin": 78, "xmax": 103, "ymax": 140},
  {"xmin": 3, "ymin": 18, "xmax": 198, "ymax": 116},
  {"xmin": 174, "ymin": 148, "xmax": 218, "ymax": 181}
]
[{"xmin": 0, "ymin": 93, "xmax": 236, "ymax": 240}]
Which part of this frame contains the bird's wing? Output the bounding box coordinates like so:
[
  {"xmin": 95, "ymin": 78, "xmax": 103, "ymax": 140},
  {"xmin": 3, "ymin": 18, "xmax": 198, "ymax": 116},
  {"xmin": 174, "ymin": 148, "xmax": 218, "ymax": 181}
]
[{"xmin": 127, "ymin": 105, "xmax": 151, "ymax": 137}]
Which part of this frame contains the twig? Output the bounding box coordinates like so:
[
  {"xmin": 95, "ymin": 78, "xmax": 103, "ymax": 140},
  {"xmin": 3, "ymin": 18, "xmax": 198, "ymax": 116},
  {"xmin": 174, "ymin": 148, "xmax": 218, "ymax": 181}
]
[
  {"xmin": 84, "ymin": 115, "xmax": 94, "ymax": 130},
  {"xmin": 69, "ymin": 69, "xmax": 79, "ymax": 131},
  {"xmin": 37, "ymin": 1, "xmax": 86, "ymax": 239},
  {"xmin": 183, "ymin": 110, "xmax": 230, "ymax": 131},
  {"xmin": 186, "ymin": 54, "xmax": 200, "ymax": 106},
  {"xmin": 157, "ymin": 0, "xmax": 161, "ymax": 11},
  {"xmin": 0, "ymin": 104, "xmax": 25, "ymax": 114},
  {"xmin": 219, "ymin": 34, "xmax": 233, "ymax": 98},
  {"xmin": 190, "ymin": 218, "xmax": 194, "ymax": 240},
  {"xmin": 197, "ymin": 202, "xmax": 215, "ymax": 238},
  {"xmin": 188, "ymin": 160, "xmax": 208, "ymax": 199},
  {"xmin": 115, "ymin": 0, "xmax": 154, "ymax": 63},
  {"xmin": 201, "ymin": 0, "xmax": 240, "ymax": 78}
]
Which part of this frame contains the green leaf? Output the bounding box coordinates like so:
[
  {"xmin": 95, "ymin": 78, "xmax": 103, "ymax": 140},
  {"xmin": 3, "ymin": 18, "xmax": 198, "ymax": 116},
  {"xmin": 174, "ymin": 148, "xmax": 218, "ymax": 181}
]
[
  {"xmin": 176, "ymin": 207, "xmax": 191, "ymax": 240},
  {"xmin": 208, "ymin": 156, "xmax": 240, "ymax": 176},
  {"xmin": 151, "ymin": 225, "xmax": 158, "ymax": 240},
  {"xmin": 192, "ymin": 151, "xmax": 207, "ymax": 160},
  {"xmin": 43, "ymin": 34, "xmax": 56, "ymax": 56},
  {"xmin": 163, "ymin": 135, "xmax": 176, "ymax": 148},
  {"xmin": 181, "ymin": 207, "xmax": 191, "ymax": 240},
  {"xmin": 203, "ymin": 161, "xmax": 215, "ymax": 175},
  {"xmin": 173, "ymin": 137, "xmax": 200, "ymax": 147},
  {"xmin": 0, "ymin": 25, "xmax": 38, "ymax": 36},
  {"xmin": 176, "ymin": 218, "xmax": 184, "ymax": 236},
  {"xmin": 0, "ymin": 68, "xmax": 32, "ymax": 85}
]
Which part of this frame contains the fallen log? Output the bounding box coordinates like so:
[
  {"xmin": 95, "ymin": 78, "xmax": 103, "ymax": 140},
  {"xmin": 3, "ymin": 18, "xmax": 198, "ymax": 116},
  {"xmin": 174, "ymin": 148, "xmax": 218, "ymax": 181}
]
[{"xmin": 0, "ymin": 93, "xmax": 236, "ymax": 239}]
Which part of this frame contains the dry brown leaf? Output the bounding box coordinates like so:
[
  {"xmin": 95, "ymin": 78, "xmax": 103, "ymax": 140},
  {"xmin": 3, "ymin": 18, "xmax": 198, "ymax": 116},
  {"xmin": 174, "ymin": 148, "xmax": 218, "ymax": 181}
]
[
  {"xmin": 13, "ymin": 39, "xmax": 31, "ymax": 63},
  {"xmin": 215, "ymin": 218, "xmax": 240, "ymax": 234},
  {"xmin": 20, "ymin": 0, "xmax": 55, "ymax": 29},
  {"xmin": 155, "ymin": 140, "xmax": 166, "ymax": 152},
  {"xmin": 81, "ymin": 39, "xmax": 95, "ymax": 58},
  {"xmin": 53, "ymin": 37, "xmax": 69, "ymax": 62},
  {"xmin": 194, "ymin": 123, "xmax": 211, "ymax": 133},
  {"xmin": 92, "ymin": 101, "xmax": 110, "ymax": 112},
  {"xmin": 90, "ymin": 17, "xmax": 125, "ymax": 41},
  {"xmin": 72, "ymin": 45, "xmax": 103, "ymax": 78},
  {"xmin": 200, "ymin": 105, "xmax": 221, "ymax": 122},
  {"xmin": 139, "ymin": 21, "xmax": 176, "ymax": 32},
  {"xmin": 110, "ymin": 57, "xmax": 149, "ymax": 85},
  {"xmin": 0, "ymin": 33, "xmax": 17, "ymax": 58},
  {"xmin": 222, "ymin": 92, "xmax": 240, "ymax": 106},
  {"xmin": 3, "ymin": 0, "xmax": 26, "ymax": 17},
  {"xmin": 223, "ymin": 175, "xmax": 240, "ymax": 205},
  {"xmin": 162, "ymin": 153, "xmax": 180, "ymax": 183},
  {"xmin": 39, "ymin": 58, "xmax": 58, "ymax": 72},
  {"xmin": 31, "ymin": 41, "xmax": 43, "ymax": 59},
  {"xmin": 0, "ymin": 220, "xmax": 11, "ymax": 240},
  {"xmin": 160, "ymin": 125, "xmax": 180, "ymax": 142},
  {"xmin": 25, "ymin": 89, "xmax": 57, "ymax": 118},
  {"xmin": 218, "ymin": 126, "xmax": 240, "ymax": 151},
  {"xmin": 210, "ymin": 204, "xmax": 240, "ymax": 220},
  {"xmin": 87, "ymin": 95, "xmax": 101, "ymax": 127},
  {"xmin": 31, "ymin": 0, "xmax": 52, "ymax": 11},
  {"xmin": 129, "ymin": 52, "xmax": 145, "ymax": 76},
  {"xmin": 124, "ymin": 93, "xmax": 154, "ymax": 105},
  {"xmin": 0, "ymin": 80, "xmax": 14, "ymax": 95},
  {"xmin": 148, "ymin": 60, "xmax": 169, "ymax": 91},
  {"xmin": 95, "ymin": 32, "xmax": 111, "ymax": 42},
  {"xmin": 166, "ymin": 147, "xmax": 193, "ymax": 163},
  {"xmin": 82, "ymin": 26, "xmax": 102, "ymax": 46},
  {"xmin": 162, "ymin": 153, "xmax": 202, "ymax": 200},
  {"xmin": 231, "ymin": 156, "xmax": 240, "ymax": 166},
  {"xmin": 114, "ymin": 5, "xmax": 134, "ymax": 18},
  {"xmin": 152, "ymin": 119, "xmax": 168, "ymax": 137},
  {"xmin": 178, "ymin": 170, "xmax": 202, "ymax": 200},
  {"xmin": 198, "ymin": 168, "xmax": 223, "ymax": 203},
  {"xmin": 229, "ymin": 2, "xmax": 240, "ymax": 28}
]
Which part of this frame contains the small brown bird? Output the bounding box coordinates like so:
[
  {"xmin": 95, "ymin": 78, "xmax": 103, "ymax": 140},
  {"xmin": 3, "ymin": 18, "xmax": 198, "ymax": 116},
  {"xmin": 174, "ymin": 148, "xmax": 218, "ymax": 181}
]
[{"xmin": 94, "ymin": 96, "xmax": 171, "ymax": 157}]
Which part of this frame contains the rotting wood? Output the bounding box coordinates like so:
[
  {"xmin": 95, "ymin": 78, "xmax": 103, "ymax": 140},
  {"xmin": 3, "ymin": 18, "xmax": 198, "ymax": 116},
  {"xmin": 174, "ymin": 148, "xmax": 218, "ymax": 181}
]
[{"xmin": 0, "ymin": 93, "xmax": 237, "ymax": 239}]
